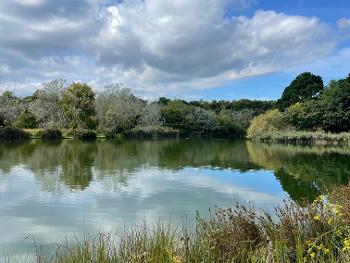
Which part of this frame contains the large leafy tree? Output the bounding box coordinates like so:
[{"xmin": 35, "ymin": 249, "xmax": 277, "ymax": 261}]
[
  {"xmin": 62, "ymin": 83, "xmax": 96, "ymax": 129},
  {"xmin": 278, "ymin": 72, "xmax": 324, "ymax": 109},
  {"xmin": 284, "ymin": 74, "xmax": 350, "ymax": 132},
  {"xmin": 320, "ymin": 76, "xmax": 350, "ymax": 132}
]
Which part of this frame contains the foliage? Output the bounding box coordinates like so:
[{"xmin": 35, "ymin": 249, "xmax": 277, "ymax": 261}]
[
  {"xmin": 38, "ymin": 129, "xmax": 63, "ymax": 140},
  {"xmin": 41, "ymin": 187, "xmax": 350, "ymax": 263},
  {"xmin": 137, "ymin": 103, "xmax": 162, "ymax": 128},
  {"xmin": 123, "ymin": 126, "xmax": 179, "ymax": 139},
  {"xmin": 319, "ymin": 76, "xmax": 350, "ymax": 132},
  {"xmin": 62, "ymin": 82, "xmax": 96, "ymax": 129},
  {"xmin": 0, "ymin": 91, "xmax": 23, "ymax": 126},
  {"xmin": 278, "ymin": 72, "xmax": 324, "ymax": 109},
  {"xmin": 249, "ymin": 130, "xmax": 350, "ymax": 145},
  {"xmin": 15, "ymin": 109, "xmax": 38, "ymax": 128},
  {"xmin": 284, "ymin": 101, "xmax": 324, "ymax": 131},
  {"xmin": 71, "ymin": 129, "xmax": 97, "ymax": 140},
  {"xmin": 0, "ymin": 127, "xmax": 30, "ymax": 140},
  {"xmin": 160, "ymin": 102, "xmax": 245, "ymax": 138},
  {"xmin": 211, "ymin": 115, "xmax": 246, "ymax": 139},
  {"xmin": 29, "ymin": 79, "xmax": 67, "ymax": 129},
  {"xmin": 247, "ymin": 109, "xmax": 289, "ymax": 138},
  {"xmin": 95, "ymin": 84, "xmax": 143, "ymax": 136},
  {"xmin": 283, "ymin": 74, "xmax": 350, "ymax": 133},
  {"xmin": 160, "ymin": 100, "xmax": 191, "ymax": 130},
  {"xmin": 0, "ymin": 114, "xmax": 5, "ymax": 127}
]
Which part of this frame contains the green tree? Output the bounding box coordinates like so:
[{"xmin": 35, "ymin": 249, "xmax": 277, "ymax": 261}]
[
  {"xmin": 319, "ymin": 76, "xmax": 350, "ymax": 132},
  {"xmin": 284, "ymin": 74, "xmax": 350, "ymax": 133},
  {"xmin": 284, "ymin": 101, "xmax": 324, "ymax": 131},
  {"xmin": 160, "ymin": 100, "xmax": 191, "ymax": 130},
  {"xmin": 15, "ymin": 109, "xmax": 38, "ymax": 128},
  {"xmin": 278, "ymin": 72, "xmax": 324, "ymax": 109},
  {"xmin": 62, "ymin": 83, "xmax": 96, "ymax": 129}
]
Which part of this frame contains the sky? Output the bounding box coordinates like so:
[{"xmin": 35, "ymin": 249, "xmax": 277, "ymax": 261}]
[{"xmin": 0, "ymin": 0, "xmax": 350, "ymax": 100}]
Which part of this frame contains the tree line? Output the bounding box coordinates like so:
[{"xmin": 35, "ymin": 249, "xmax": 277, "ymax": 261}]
[
  {"xmin": 0, "ymin": 80, "xmax": 274, "ymax": 138},
  {"xmin": 1, "ymin": 72, "xmax": 349, "ymax": 139}
]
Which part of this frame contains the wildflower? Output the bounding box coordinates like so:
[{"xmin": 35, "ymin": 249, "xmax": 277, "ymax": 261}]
[
  {"xmin": 343, "ymin": 239, "xmax": 350, "ymax": 251},
  {"xmin": 313, "ymin": 214, "xmax": 321, "ymax": 221},
  {"xmin": 332, "ymin": 205, "xmax": 343, "ymax": 216},
  {"xmin": 310, "ymin": 252, "xmax": 315, "ymax": 258},
  {"xmin": 313, "ymin": 196, "xmax": 324, "ymax": 205},
  {"xmin": 328, "ymin": 218, "xmax": 333, "ymax": 225},
  {"xmin": 323, "ymin": 248, "xmax": 329, "ymax": 254}
]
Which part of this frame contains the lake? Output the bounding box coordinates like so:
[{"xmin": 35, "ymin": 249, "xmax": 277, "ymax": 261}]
[{"xmin": 1, "ymin": 139, "xmax": 350, "ymax": 260}]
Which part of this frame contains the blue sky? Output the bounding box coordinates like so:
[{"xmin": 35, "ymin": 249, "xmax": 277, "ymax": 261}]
[{"xmin": 0, "ymin": 0, "xmax": 349, "ymax": 100}]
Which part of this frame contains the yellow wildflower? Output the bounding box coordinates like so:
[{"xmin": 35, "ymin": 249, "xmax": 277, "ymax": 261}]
[
  {"xmin": 314, "ymin": 214, "xmax": 321, "ymax": 221},
  {"xmin": 310, "ymin": 252, "xmax": 315, "ymax": 258},
  {"xmin": 343, "ymin": 239, "xmax": 350, "ymax": 251}
]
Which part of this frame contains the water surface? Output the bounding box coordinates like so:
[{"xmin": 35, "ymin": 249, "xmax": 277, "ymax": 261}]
[{"xmin": 1, "ymin": 139, "xmax": 350, "ymax": 260}]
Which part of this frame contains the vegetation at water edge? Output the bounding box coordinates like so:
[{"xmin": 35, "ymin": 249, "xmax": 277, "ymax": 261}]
[{"xmin": 32, "ymin": 184, "xmax": 350, "ymax": 263}]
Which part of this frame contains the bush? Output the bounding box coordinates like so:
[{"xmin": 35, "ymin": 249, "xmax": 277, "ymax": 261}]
[
  {"xmin": 0, "ymin": 127, "xmax": 30, "ymax": 140},
  {"xmin": 38, "ymin": 129, "xmax": 63, "ymax": 140},
  {"xmin": 72, "ymin": 129, "xmax": 97, "ymax": 140},
  {"xmin": 247, "ymin": 109, "xmax": 290, "ymax": 139},
  {"xmin": 15, "ymin": 109, "xmax": 38, "ymax": 128},
  {"xmin": 211, "ymin": 118, "xmax": 246, "ymax": 139},
  {"xmin": 123, "ymin": 126, "xmax": 179, "ymax": 139}
]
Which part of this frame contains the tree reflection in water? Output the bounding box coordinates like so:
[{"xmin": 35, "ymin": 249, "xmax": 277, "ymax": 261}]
[{"xmin": 1, "ymin": 139, "xmax": 350, "ymax": 202}]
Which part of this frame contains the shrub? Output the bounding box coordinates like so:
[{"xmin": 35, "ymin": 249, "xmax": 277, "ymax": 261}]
[
  {"xmin": 15, "ymin": 109, "xmax": 38, "ymax": 128},
  {"xmin": 38, "ymin": 129, "xmax": 63, "ymax": 140},
  {"xmin": 0, "ymin": 127, "xmax": 30, "ymax": 140},
  {"xmin": 211, "ymin": 118, "xmax": 246, "ymax": 139},
  {"xmin": 247, "ymin": 109, "xmax": 290, "ymax": 139},
  {"xmin": 72, "ymin": 129, "xmax": 97, "ymax": 140},
  {"xmin": 123, "ymin": 126, "xmax": 179, "ymax": 139}
]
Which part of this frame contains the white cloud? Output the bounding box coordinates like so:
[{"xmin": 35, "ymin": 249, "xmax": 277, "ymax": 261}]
[
  {"xmin": 338, "ymin": 17, "xmax": 350, "ymax": 31},
  {"xmin": 0, "ymin": 0, "xmax": 342, "ymax": 97}
]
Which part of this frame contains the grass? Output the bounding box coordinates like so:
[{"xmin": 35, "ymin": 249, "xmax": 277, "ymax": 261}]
[
  {"xmin": 249, "ymin": 130, "xmax": 350, "ymax": 145},
  {"xmin": 32, "ymin": 185, "xmax": 350, "ymax": 263}
]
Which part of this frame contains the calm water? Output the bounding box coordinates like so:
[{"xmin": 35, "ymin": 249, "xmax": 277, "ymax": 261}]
[{"xmin": 1, "ymin": 139, "xmax": 350, "ymax": 260}]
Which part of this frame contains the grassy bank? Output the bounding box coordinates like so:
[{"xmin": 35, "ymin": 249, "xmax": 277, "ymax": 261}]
[
  {"xmin": 248, "ymin": 131, "xmax": 350, "ymax": 145},
  {"xmin": 33, "ymin": 185, "xmax": 350, "ymax": 263}
]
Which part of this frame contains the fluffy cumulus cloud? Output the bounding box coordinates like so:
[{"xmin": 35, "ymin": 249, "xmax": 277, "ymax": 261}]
[{"xmin": 0, "ymin": 0, "xmax": 341, "ymax": 96}]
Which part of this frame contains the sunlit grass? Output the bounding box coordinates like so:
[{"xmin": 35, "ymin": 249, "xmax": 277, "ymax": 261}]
[{"xmin": 33, "ymin": 185, "xmax": 350, "ymax": 263}]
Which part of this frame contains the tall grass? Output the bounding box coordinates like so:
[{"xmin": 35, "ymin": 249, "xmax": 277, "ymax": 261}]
[
  {"xmin": 36, "ymin": 185, "xmax": 350, "ymax": 263},
  {"xmin": 249, "ymin": 130, "xmax": 350, "ymax": 145}
]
